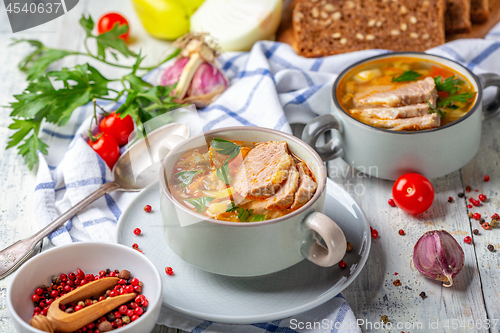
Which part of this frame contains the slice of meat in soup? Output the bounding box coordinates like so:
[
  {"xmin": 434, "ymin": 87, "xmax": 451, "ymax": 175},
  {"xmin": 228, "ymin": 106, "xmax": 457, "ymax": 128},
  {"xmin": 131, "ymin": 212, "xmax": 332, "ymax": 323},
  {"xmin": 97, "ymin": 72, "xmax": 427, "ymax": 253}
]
[
  {"xmin": 350, "ymin": 103, "xmax": 430, "ymax": 120},
  {"xmin": 354, "ymin": 77, "xmax": 437, "ymax": 108},
  {"xmin": 359, "ymin": 113, "xmax": 441, "ymax": 131},
  {"xmin": 232, "ymin": 141, "xmax": 293, "ymax": 200},
  {"xmin": 244, "ymin": 163, "xmax": 300, "ymax": 215},
  {"xmin": 291, "ymin": 162, "xmax": 318, "ymax": 210}
]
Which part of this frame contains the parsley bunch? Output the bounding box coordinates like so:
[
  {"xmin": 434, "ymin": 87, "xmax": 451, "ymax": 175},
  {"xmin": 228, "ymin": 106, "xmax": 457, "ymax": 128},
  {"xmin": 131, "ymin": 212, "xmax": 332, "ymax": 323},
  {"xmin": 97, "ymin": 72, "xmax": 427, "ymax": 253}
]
[{"xmin": 6, "ymin": 15, "xmax": 182, "ymax": 169}]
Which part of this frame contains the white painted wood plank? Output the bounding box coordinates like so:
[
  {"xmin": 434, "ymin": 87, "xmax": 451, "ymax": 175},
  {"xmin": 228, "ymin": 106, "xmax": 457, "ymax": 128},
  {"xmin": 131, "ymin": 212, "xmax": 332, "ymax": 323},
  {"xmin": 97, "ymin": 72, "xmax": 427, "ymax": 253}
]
[
  {"xmin": 332, "ymin": 158, "xmax": 489, "ymax": 332},
  {"xmin": 461, "ymin": 116, "xmax": 500, "ymax": 327}
]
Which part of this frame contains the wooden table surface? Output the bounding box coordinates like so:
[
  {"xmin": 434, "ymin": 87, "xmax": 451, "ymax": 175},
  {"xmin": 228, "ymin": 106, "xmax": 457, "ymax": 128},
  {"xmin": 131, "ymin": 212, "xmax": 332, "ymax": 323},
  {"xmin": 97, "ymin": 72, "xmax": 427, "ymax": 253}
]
[{"xmin": 1, "ymin": 1, "xmax": 499, "ymax": 333}]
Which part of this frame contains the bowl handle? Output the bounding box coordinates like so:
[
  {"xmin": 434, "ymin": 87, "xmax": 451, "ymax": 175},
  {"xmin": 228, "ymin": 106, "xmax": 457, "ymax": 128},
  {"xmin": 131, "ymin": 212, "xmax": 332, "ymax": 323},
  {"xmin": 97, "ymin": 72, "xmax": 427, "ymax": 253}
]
[
  {"xmin": 300, "ymin": 212, "xmax": 347, "ymax": 267},
  {"xmin": 302, "ymin": 114, "xmax": 343, "ymax": 161},
  {"xmin": 478, "ymin": 73, "xmax": 500, "ymax": 120}
]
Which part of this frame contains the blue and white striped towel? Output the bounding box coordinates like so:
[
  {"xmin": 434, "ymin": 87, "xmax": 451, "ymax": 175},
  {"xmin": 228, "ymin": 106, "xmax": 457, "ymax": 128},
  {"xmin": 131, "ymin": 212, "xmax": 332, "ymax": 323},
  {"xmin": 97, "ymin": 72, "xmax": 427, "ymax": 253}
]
[{"xmin": 33, "ymin": 21, "xmax": 500, "ymax": 332}]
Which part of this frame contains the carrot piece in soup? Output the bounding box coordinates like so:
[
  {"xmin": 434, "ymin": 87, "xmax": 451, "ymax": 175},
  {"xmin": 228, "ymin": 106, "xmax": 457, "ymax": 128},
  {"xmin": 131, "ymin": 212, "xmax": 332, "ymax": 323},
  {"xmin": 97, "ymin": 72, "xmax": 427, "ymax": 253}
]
[{"xmin": 429, "ymin": 66, "xmax": 454, "ymax": 79}]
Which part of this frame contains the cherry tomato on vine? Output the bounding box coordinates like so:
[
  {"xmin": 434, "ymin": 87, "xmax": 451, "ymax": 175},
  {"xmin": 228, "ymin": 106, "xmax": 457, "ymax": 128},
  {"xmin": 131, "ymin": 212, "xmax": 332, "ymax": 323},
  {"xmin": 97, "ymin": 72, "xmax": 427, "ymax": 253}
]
[
  {"xmin": 97, "ymin": 13, "xmax": 130, "ymax": 40},
  {"xmin": 88, "ymin": 133, "xmax": 120, "ymax": 169},
  {"xmin": 392, "ymin": 173, "xmax": 434, "ymax": 215},
  {"xmin": 99, "ymin": 112, "xmax": 134, "ymax": 146}
]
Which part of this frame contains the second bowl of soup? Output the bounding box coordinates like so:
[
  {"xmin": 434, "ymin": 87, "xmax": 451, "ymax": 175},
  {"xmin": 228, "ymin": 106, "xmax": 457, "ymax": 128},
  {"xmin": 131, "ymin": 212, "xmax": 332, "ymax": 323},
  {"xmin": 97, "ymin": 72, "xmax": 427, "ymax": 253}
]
[
  {"xmin": 159, "ymin": 127, "xmax": 348, "ymax": 277},
  {"xmin": 303, "ymin": 52, "xmax": 500, "ymax": 180}
]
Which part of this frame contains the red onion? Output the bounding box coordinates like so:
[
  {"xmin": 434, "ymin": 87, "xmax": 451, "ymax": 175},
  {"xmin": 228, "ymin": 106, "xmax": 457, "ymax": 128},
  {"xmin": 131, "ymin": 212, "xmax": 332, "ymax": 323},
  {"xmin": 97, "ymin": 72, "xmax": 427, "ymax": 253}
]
[{"xmin": 413, "ymin": 230, "xmax": 465, "ymax": 287}]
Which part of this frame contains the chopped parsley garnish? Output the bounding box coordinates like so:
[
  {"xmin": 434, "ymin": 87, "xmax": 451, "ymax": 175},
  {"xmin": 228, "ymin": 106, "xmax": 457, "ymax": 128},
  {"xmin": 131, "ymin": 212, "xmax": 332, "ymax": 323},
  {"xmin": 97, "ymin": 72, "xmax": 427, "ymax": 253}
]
[
  {"xmin": 426, "ymin": 100, "xmax": 446, "ymax": 118},
  {"xmin": 216, "ymin": 161, "xmax": 232, "ymax": 185},
  {"xmin": 184, "ymin": 197, "xmax": 215, "ymax": 212},
  {"xmin": 226, "ymin": 206, "xmax": 266, "ymax": 222},
  {"xmin": 211, "ymin": 138, "xmax": 241, "ymax": 161},
  {"xmin": 434, "ymin": 76, "xmax": 464, "ymax": 95},
  {"xmin": 392, "ymin": 70, "xmax": 422, "ymax": 82},
  {"xmin": 437, "ymin": 92, "xmax": 476, "ymax": 108},
  {"xmin": 173, "ymin": 170, "xmax": 202, "ymax": 189}
]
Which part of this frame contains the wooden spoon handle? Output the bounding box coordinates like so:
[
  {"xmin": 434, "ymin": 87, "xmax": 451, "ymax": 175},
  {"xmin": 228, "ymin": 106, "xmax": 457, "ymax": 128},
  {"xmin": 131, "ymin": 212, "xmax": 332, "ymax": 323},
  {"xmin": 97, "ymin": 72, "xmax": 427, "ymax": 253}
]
[{"xmin": 30, "ymin": 277, "xmax": 137, "ymax": 333}]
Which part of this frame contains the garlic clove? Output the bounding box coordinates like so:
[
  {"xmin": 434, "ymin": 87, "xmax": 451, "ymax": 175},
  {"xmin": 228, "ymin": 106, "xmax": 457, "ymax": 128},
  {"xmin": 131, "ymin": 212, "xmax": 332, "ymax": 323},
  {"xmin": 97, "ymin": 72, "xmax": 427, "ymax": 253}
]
[{"xmin": 413, "ymin": 230, "xmax": 465, "ymax": 287}]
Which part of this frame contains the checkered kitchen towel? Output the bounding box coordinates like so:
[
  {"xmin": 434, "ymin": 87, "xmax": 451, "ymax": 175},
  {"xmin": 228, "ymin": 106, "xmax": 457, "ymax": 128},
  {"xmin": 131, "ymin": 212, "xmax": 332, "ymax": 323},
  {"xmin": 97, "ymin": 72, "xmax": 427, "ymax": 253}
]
[{"xmin": 33, "ymin": 21, "xmax": 500, "ymax": 332}]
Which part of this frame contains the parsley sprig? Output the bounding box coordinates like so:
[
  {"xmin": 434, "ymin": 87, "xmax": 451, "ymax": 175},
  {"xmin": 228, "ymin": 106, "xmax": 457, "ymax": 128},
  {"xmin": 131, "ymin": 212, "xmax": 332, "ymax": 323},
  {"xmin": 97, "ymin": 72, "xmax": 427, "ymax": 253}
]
[
  {"xmin": 392, "ymin": 70, "xmax": 422, "ymax": 82},
  {"xmin": 427, "ymin": 76, "xmax": 476, "ymax": 118},
  {"xmin": 6, "ymin": 15, "xmax": 182, "ymax": 169}
]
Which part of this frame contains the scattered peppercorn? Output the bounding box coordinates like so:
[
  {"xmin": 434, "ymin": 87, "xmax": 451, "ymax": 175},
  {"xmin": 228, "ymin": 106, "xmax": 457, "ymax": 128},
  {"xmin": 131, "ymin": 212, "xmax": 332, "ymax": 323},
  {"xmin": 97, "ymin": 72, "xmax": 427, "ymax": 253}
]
[
  {"xmin": 133, "ymin": 228, "xmax": 141, "ymax": 236},
  {"xmin": 399, "ymin": 229, "xmax": 405, "ymax": 236},
  {"xmin": 338, "ymin": 260, "xmax": 347, "ymax": 269},
  {"xmin": 132, "ymin": 243, "xmax": 138, "ymax": 249},
  {"xmin": 165, "ymin": 267, "xmax": 174, "ymax": 275},
  {"xmin": 484, "ymin": 175, "xmax": 490, "ymax": 182},
  {"xmin": 487, "ymin": 244, "xmax": 494, "ymax": 252},
  {"xmin": 448, "ymin": 197, "xmax": 453, "ymax": 203},
  {"xmin": 346, "ymin": 242, "xmax": 354, "ymax": 252},
  {"xmin": 467, "ymin": 204, "xmax": 473, "ymax": 209},
  {"xmin": 473, "ymin": 213, "xmax": 481, "ymax": 221},
  {"xmin": 492, "ymin": 213, "xmax": 500, "ymax": 220},
  {"xmin": 458, "ymin": 192, "xmax": 465, "ymax": 198},
  {"xmin": 478, "ymin": 194, "xmax": 487, "ymax": 202},
  {"xmin": 491, "ymin": 219, "xmax": 499, "ymax": 228},
  {"xmin": 472, "ymin": 200, "xmax": 481, "ymax": 207},
  {"xmin": 482, "ymin": 222, "xmax": 492, "ymax": 230},
  {"xmin": 388, "ymin": 198, "xmax": 396, "ymax": 207},
  {"xmin": 464, "ymin": 236, "xmax": 472, "ymax": 244},
  {"xmin": 381, "ymin": 315, "xmax": 389, "ymax": 324},
  {"xmin": 419, "ymin": 292, "xmax": 427, "ymax": 299},
  {"xmin": 393, "ymin": 279, "xmax": 401, "ymax": 286},
  {"xmin": 394, "ymin": 272, "xmax": 399, "ymax": 275},
  {"xmin": 468, "ymin": 212, "xmax": 473, "ymax": 218},
  {"xmin": 143, "ymin": 205, "xmax": 152, "ymax": 213},
  {"xmin": 466, "ymin": 185, "xmax": 472, "ymax": 192},
  {"xmin": 371, "ymin": 229, "xmax": 379, "ymax": 239},
  {"xmin": 473, "ymin": 229, "xmax": 479, "ymax": 235}
]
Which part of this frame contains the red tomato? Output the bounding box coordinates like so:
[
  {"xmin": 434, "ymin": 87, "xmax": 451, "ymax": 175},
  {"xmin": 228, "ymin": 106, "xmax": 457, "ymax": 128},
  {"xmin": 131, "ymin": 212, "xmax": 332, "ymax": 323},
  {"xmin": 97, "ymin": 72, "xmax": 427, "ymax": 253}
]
[
  {"xmin": 97, "ymin": 13, "xmax": 129, "ymax": 40},
  {"xmin": 88, "ymin": 133, "xmax": 120, "ymax": 169},
  {"xmin": 392, "ymin": 173, "xmax": 434, "ymax": 215},
  {"xmin": 99, "ymin": 112, "xmax": 134, "ymax": 146}
]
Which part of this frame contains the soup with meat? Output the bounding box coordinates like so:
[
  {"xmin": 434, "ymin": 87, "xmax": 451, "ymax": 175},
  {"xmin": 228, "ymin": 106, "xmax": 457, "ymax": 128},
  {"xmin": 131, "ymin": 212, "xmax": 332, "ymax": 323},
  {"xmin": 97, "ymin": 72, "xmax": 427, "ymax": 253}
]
[
  {"xmin": 168, "ymin": 139, "xmax": 317, "ymax": 222},
  {"xmin": 337, "ymin": 57, "xmax": 477, "ymax": 131}
]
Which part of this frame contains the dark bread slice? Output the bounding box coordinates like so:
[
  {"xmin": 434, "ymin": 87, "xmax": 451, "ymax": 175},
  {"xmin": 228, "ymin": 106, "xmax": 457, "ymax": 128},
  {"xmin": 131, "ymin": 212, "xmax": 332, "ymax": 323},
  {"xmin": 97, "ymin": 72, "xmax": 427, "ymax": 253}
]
[
  {"xmin": 470, "ymin": 0, "xmax": 489, "ymax": 23},
  {"xmin": 445, "ymin": 0, "xmax": 472, "ymax": 33},
  {"xmin": 292, "ymin": 0, "xmax": 446, "ymax": 57}
]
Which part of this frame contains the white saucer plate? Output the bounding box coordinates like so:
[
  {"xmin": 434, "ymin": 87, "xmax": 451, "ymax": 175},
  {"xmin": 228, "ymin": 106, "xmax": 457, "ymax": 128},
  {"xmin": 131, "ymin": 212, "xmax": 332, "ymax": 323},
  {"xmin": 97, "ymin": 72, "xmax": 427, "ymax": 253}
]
[{"xmin": 115, "ymin": 179, "xmax": 370, "ymax": 324}]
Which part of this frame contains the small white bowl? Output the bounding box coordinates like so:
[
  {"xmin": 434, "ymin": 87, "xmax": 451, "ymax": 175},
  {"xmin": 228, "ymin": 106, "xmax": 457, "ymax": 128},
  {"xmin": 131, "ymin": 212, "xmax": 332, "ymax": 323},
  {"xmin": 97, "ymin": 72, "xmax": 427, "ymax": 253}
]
[{"xmin": 7, "ymin": 242, "xmax": 162, "ymax": 333}]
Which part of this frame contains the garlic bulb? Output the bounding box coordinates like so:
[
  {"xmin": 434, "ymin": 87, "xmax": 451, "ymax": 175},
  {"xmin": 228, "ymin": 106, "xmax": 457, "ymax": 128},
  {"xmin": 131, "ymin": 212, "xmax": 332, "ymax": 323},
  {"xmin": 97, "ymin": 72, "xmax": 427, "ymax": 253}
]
[
  {"xmin": 413, "ymin": 230, "xmax": 465, "ymax": 287},
  {"xmin": 158, "ymin": 33, "xmax": 228, "ymax": 108}
]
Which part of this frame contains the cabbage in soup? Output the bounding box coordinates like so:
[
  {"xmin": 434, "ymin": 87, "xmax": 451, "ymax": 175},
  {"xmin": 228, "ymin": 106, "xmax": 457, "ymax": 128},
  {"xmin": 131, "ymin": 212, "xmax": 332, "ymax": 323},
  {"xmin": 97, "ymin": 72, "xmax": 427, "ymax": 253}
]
[
  {"xmin": 168, "ymin": 139, "xmax": 318, "ymax": 222},
  {"xmin": 337, "ymin": 57, "xmax": 477, "ymax": 131}
]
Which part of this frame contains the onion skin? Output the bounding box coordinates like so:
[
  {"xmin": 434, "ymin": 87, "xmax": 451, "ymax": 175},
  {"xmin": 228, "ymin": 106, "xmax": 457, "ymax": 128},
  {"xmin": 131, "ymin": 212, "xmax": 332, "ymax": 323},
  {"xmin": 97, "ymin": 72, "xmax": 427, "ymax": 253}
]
[
  {"xmin": 159, "ymin": 57, "xmax": 189, "ymax": 87},
  {"xmin": 413, "ymin": 230, "xmax": 465, "ymax": 287}
]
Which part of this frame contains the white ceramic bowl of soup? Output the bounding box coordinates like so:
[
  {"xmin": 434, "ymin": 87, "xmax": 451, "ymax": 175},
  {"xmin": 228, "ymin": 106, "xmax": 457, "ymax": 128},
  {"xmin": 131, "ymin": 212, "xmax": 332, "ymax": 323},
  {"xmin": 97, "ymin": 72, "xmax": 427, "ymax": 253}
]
[
  {"xmin": 303, "ymin": 52, "xmax": 500, "ymax": 180},
  {"xmin": 159, "ymin": 127, "xmax": 347, "ymax": 277}
]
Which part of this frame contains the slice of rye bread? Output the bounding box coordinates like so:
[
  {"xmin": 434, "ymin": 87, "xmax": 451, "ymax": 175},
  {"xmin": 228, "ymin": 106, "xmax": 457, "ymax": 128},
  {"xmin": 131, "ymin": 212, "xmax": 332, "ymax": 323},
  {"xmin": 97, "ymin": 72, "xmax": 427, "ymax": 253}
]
[
  {"xmin": 470, "ymin": 0, "xmax": 489, "ymax": 23},
  {"xmin": 445, "ymin": 0, "xmax": 471, "ymax": 33},
  {"xmin": 292, "ymin": 0, "xmax": 446, "ymax": 57}
]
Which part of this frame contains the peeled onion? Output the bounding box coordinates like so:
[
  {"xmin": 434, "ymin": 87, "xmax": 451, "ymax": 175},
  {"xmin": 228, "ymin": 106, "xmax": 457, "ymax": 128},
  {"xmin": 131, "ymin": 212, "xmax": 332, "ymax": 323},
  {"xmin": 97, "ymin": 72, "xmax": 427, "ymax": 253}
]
[
  {"xmin": 190, "ymin": 0, "xmax": 282, "ymax": 51},
  {"xmin": 413, "ymin": 230, "xmax": 465, "ymax": 287}
]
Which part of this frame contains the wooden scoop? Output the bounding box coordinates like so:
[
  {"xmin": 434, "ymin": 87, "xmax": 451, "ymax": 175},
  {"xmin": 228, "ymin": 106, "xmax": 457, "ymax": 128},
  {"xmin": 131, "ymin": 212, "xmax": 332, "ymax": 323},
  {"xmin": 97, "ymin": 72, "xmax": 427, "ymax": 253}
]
[{"xmin": 30, "ymin": 277, "xmax": 136, "ymax": 333}]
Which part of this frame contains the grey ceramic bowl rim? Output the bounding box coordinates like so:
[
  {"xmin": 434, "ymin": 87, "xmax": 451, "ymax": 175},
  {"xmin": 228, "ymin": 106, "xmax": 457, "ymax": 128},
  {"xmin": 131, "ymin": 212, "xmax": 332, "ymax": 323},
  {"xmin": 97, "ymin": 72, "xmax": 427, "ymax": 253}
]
[
  {"xmin": 332, "ymin": 51, "xmax": 483, "ymax": 135},
  {"xmin": 159, "ymin": 126, "xmax": 327, "ymax": 227},
  {"xmin": 6, "ymin": 242, "xmax": 163, "ymax": 333}
]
